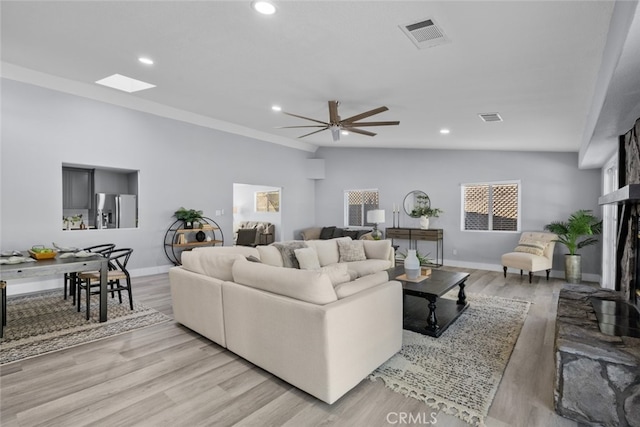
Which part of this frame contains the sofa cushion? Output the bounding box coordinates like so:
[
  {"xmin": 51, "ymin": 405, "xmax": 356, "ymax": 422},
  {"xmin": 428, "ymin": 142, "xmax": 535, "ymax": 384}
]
[
  {"xmin": 256, "ymin": 245, "xmax": 284, "ymax": 267},
  {"xmin": 294, "ymin": 247, "xmax": 321, "ymax": 270},
  {"xmin": 320, "ymin": 263, "xmax": 352, "ymax": 286},
  {"xmin": 344, "ymin": 259, "xmax": 393, "ymax": 278},
  {"xmin": 182, "ymin": 251, "xmax": 246, "ymax": 281},
  {"xmin": 319, "ymin": 226, "xmax": 336, "ymax": 240},
  {"xmin": 337, "ymin": 239, "xmax": 366, "ymax": 262},
  {"xmin": 334, "ymin": 271, "xmax": 389, "ymax": 299},
  {"xmin": 231, "ymin": 259, "xmax": 338, "ymax": 305},
  {"xmin": 514, "ymin": 238, "xmax": 548, "ymax": 257},
  {"xmin": 363, "ymin": 239, "xmax": 391, "ymax": 260},
  {"xmin": 332, "ymin": 228, "xmax": 345, "ymax": 238},
  {"xmin": 342, "ymin": 229, "xmax": 359, "ymax": 240},
  {"xmin": 193, "ymin": 246, "xmax": 260, "ymax": 258},
  {"xmin": 305, "ymin": 237, "xmax": 349, "ymax": 266},
  {"xmin": 273, "ymin": 241, "xmax": 307, "ymax": 268}
]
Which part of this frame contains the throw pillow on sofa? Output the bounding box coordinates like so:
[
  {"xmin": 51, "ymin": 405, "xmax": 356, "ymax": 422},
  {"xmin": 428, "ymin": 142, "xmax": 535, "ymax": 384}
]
[
  {"xmin": 337, "ymin": 239, "xmax": 367, "ymax": 262},
  {"xmin": 294, "ymin": 247, "xmax": 321, "ymax": 270},
  {"xmin": 273, "ymin": 241, "xmax": 307, "ymax": 268},
  {"xmin": 319, "ymin": 226, "xmax": 336, "ymax": 240}
]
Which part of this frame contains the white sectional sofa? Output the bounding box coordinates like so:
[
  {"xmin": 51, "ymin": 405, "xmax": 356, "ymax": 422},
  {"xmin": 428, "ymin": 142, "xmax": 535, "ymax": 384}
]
[{"xmin": 169, "ymin": 238, "xmax": 402, "ymax": 404}]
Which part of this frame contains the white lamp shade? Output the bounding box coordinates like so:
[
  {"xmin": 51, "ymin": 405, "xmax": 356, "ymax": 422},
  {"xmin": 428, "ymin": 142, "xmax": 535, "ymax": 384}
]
[{"xmin": 367, "ymin": 209, "xmax": 385, "ymax": 224}]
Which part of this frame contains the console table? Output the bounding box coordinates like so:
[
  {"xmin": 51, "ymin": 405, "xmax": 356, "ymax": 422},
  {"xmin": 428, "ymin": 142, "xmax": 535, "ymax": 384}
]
[{"xmin": 386, "ymin": 227, "xmax": 443, "ymax": 267}]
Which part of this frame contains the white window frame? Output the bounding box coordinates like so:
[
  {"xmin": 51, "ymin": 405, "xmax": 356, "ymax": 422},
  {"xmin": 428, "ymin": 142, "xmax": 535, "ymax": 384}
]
[
  {"xmin": 344, "ymin": 189, "xmax": 379, "ymax": 228},
  {"xmin": 460, "ymin": 180, "xmax": 521, "ymax": 233}
]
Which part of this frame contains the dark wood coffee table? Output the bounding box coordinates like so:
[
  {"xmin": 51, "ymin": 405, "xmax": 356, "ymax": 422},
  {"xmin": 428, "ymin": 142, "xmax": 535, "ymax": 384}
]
[{"xmin": 388, "ymin": 266, "xmax": 470, "ymax": 337}]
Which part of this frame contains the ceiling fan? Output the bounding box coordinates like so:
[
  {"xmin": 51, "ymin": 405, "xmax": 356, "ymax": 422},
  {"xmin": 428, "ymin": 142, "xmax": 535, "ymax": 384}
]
[{"xmin": 278, "ymin": 101, "xmax": 399, "ymax": 142}]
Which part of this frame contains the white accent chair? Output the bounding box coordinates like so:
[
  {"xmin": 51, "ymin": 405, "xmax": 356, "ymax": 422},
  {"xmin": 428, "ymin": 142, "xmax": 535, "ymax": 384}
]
[{"xmin": 502, "ymin": 231, "xmax": 557, "ymax": 283}]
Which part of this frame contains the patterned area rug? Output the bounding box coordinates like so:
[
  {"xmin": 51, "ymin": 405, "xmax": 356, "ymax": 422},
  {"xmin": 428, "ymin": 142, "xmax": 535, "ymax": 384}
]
[
  {"xmin": 1, "ymin": 289, "xmax": 171, "ymax": 365},
  {"xmin": 369, "ymin": 293, "xmax": 530, "ymax": 427}
]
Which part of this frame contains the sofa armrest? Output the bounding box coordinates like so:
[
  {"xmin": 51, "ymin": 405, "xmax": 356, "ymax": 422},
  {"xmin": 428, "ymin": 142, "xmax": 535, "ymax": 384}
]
[
  {"xmin": 222, "ymin": 280, "xmax": 402, "ymax": 404},
  {"xmin": 300, "ymin": 227, "xmax": 322, "ymax": 240},
  {"xmin": 169, "ymin": 267, "xmax": 226, "ymax": 347}
]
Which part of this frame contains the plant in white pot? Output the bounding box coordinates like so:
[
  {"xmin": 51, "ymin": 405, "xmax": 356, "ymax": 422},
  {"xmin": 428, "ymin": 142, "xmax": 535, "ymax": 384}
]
[
  {"xmin": 544, "ymin": 209, "xmax": 602, "ymax": 283},
  {"xmin": 409, "ymin": 194, "xmax": 443, "ymax": 229}
]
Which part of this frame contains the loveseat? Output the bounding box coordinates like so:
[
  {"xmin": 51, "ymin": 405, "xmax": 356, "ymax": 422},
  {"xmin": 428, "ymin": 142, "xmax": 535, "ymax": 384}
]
[
  {"xmin": 233, "ymin": 221, "xmax": 275, "ymax": 246},
  {"xmin": 169, "ymin": 237, "xmax": 402, "ymax": 404},
  {"xmin": 299, "ymin": 226, "xmax": 373, "ymax": 241}
]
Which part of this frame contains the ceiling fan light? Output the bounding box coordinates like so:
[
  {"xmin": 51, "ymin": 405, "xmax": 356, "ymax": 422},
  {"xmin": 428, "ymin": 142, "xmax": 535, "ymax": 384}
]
[{"xmin": 252, "ymin": 1, "xmax": 276, "ymax": 15}]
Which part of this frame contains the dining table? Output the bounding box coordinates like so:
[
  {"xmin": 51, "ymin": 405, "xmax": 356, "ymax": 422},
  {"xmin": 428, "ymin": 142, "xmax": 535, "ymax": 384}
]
[{"xmin": 0, "ymin": 252, "xmax": 109, "ymax": 335}]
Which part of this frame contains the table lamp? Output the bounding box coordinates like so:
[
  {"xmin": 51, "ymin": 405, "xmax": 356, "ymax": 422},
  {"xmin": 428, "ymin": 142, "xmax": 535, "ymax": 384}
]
[{"xmin": 367, "ymin": 209, "xmax": 386, "ymax": 240}]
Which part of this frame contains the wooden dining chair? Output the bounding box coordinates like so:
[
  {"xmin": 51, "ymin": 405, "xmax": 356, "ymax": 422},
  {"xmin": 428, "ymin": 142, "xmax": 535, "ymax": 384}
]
[
  {"xmin": 64, "ymin": 243, "xmax": 115, "ymax": 303},
  {"xmin": 77, "ymin": 248, "xmax": 134, "ymax": 320}
]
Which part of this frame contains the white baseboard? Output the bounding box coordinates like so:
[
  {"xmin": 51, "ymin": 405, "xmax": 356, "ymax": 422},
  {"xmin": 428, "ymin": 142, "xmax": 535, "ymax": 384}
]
[{"xmin": 443, "ymin": 258, "xmax": 602, "ymax": 285}]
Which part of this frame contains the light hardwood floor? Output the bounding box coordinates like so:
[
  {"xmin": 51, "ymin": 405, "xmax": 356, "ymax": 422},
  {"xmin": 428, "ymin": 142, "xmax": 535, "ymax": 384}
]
[{"xmin": 1, "ymin": 268, "xmax": 579, "ymax": 427}]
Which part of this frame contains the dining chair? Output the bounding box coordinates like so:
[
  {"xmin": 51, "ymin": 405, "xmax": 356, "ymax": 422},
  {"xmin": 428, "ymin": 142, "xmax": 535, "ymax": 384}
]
[
  {"xmin": 76, "ymin": 248, "xmax": 134, "ymax": 320},
  {"xmin": 64, "ymin": 243, "xmax": 115, "ymax": 303}
]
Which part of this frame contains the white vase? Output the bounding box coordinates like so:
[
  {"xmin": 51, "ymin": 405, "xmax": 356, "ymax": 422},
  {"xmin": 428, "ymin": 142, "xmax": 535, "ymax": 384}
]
[
  {"xmin": 404, "ymin": 249, "xmax": 420, "ymax": 279},
  {"xmin": 420, "ymin": 216, "xmax": 430, "ymax": 229}
]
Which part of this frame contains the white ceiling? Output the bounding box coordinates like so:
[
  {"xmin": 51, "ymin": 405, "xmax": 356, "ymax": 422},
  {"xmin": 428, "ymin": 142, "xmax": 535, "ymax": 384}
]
[{"xmin": 2, "ymin": 1, "xmax": 639, "ymax": 167}]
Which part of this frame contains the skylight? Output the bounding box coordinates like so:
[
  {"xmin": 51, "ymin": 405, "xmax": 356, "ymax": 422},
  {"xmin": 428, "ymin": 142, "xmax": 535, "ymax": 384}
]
[{"xmin": 95, "ymin": 74, "xmax": 156, "ymax": 93}]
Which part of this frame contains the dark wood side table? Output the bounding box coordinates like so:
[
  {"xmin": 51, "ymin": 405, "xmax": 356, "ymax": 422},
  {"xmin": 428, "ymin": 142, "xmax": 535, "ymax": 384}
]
[{"xmin": 388, "ymin": 265, "xmax": 469, "ymax": 337}]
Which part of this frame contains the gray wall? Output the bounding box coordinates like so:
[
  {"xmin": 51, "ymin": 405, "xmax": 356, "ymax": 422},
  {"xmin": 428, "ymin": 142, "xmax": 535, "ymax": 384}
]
[
  {"xmin": 313, "ymin": 147, "xmax": 602, "ymax": 276},
  {"xmin": 1, "ymin": 79, "xmax": 315, "ymax": 293}
]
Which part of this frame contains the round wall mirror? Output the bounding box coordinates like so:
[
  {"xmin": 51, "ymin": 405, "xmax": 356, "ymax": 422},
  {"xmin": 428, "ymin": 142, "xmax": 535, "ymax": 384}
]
[{"xmin": 403, "ymin": 190, "xmax": 430, "ymax": 218}]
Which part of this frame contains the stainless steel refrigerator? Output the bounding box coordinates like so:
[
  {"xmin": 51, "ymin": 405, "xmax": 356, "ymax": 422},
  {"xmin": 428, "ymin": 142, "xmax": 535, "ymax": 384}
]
[{"xmin": 96, "ymin": 193, "xmax": 137, "ymax": 228}]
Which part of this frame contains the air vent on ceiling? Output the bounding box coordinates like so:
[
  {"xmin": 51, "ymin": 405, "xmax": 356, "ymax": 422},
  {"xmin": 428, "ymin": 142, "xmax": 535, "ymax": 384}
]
[
  {"xmin": 400, "ymin": 18, "xmax": 450, "ymax": 49},
  {"xmin": 478, "ymin": 113, "xmax": 503, "ymax": 122}
]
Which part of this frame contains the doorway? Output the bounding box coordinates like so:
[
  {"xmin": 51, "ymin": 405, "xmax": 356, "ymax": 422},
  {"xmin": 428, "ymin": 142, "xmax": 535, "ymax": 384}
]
[{"xmin": 232, "ymin": 183, "xmax": 282, "ymax": 243}]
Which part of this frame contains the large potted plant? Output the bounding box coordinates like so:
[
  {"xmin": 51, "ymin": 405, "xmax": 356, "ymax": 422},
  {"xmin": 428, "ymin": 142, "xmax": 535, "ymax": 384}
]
[
  {"xmin": 544, "ymin": 209, "xmax": 602, "ymax": 283},
  {"xmin": 174, "ymin": 207, "xmax": 204, "ymax": 229}
]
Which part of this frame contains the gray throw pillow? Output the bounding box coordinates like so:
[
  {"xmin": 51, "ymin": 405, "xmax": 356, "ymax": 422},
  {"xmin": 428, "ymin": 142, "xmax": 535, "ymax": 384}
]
[{"xmin": 273, "ymin": 241, "xmax": 308, "ymax": 268}]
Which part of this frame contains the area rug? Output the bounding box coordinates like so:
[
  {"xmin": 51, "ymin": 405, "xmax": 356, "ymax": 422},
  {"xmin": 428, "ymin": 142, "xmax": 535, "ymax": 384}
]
[
  {"xmin": 369, "ymin": 293, "xmax": 530, "ymax": 427},
  {"xmin": 0, "ymin": 290, "xmax": 171, "ymax": 365}
]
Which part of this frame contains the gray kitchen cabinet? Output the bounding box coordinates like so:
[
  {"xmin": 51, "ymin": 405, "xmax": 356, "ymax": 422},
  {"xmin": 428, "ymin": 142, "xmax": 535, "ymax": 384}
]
[{"xmin": 62, "ymin": 167, "xmax": 93, "ymax": 209}]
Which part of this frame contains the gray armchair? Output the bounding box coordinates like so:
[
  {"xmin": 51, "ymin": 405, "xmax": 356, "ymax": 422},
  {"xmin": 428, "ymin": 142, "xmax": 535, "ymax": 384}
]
[{"xmin": 234, "ymin": 221, "xmax": 275, "ymax": 246}]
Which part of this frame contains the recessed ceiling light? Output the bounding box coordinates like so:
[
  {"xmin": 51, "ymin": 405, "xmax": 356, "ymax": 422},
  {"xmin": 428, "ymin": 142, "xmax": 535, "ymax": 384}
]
[
  {"xmin": 95, "ymin": 74, "xmax": 156, "ymax": 93},
  {"xmin": 138, "ymin": 57, "xmax": 154, "ymax": 65},
  {"xmin": 341, "ymin": 130, "xmax": 349, "ymax": 136},
  {"xmin": 440, "ymin": 129, "xmax": 450, "ymax": 134},
  {"xmin": 252, "ymin": 1, "xmax": 276, "ymax": 15},
  {"xmin": 271, "ymin": 105, "xmax": 282, "ymax": 111}
]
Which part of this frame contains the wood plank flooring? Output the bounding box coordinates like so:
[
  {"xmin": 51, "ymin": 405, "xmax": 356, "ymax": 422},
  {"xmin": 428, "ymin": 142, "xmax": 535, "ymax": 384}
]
[{"xmin": 0, "ymin": 268, "xmax": 579, "ymax": 427}]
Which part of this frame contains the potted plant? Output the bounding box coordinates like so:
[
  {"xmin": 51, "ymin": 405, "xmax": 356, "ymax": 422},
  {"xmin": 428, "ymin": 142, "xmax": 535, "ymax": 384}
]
[
  {"xmin": 174, "ymin": 207, "xmax": 204, "ymax": 229},
  {"xmin": 544, "ymin": 209, "xmax": 602, "ymax": 283},
  {"xmin": 410, "ymin": 195, "xmax": 443, "ymax": 230}
]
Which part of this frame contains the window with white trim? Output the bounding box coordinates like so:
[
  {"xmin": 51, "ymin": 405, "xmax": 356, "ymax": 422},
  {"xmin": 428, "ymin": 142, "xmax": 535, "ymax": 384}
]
[
  {"xmin": 461, "ymin": 181, "xmax": 520, "ymax": 232},
  {"xmin": 344, "ymin": 189, "xmax": 379, "ymax": 227}
]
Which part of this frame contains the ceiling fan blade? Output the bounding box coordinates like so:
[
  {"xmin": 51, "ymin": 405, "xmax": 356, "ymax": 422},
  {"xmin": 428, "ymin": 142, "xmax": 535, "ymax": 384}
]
[
  {"xmin": 276, "ymin": 125, "xmax": 327, "ymax": 129},
  {"xmin": 282, "ymin": 111, "xmax": 329, "ymax": 126},
  {"xmin": 340, "ymin": 106, "xmax": 389, "ymax": 124},
  {"xmin": 345, "ymin": 121, "xmax": 400, "ymax": 127},
  {"xmin": 298, "ymin": 127, "xmax": 329, "ymax": 138},
  {"xmin": 346, "ymin": 127, "xmax": 377, "ymax": 137},
  {"xmin": 328, "ymin": 100, "xmax": 339, "ymax": 124}
]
